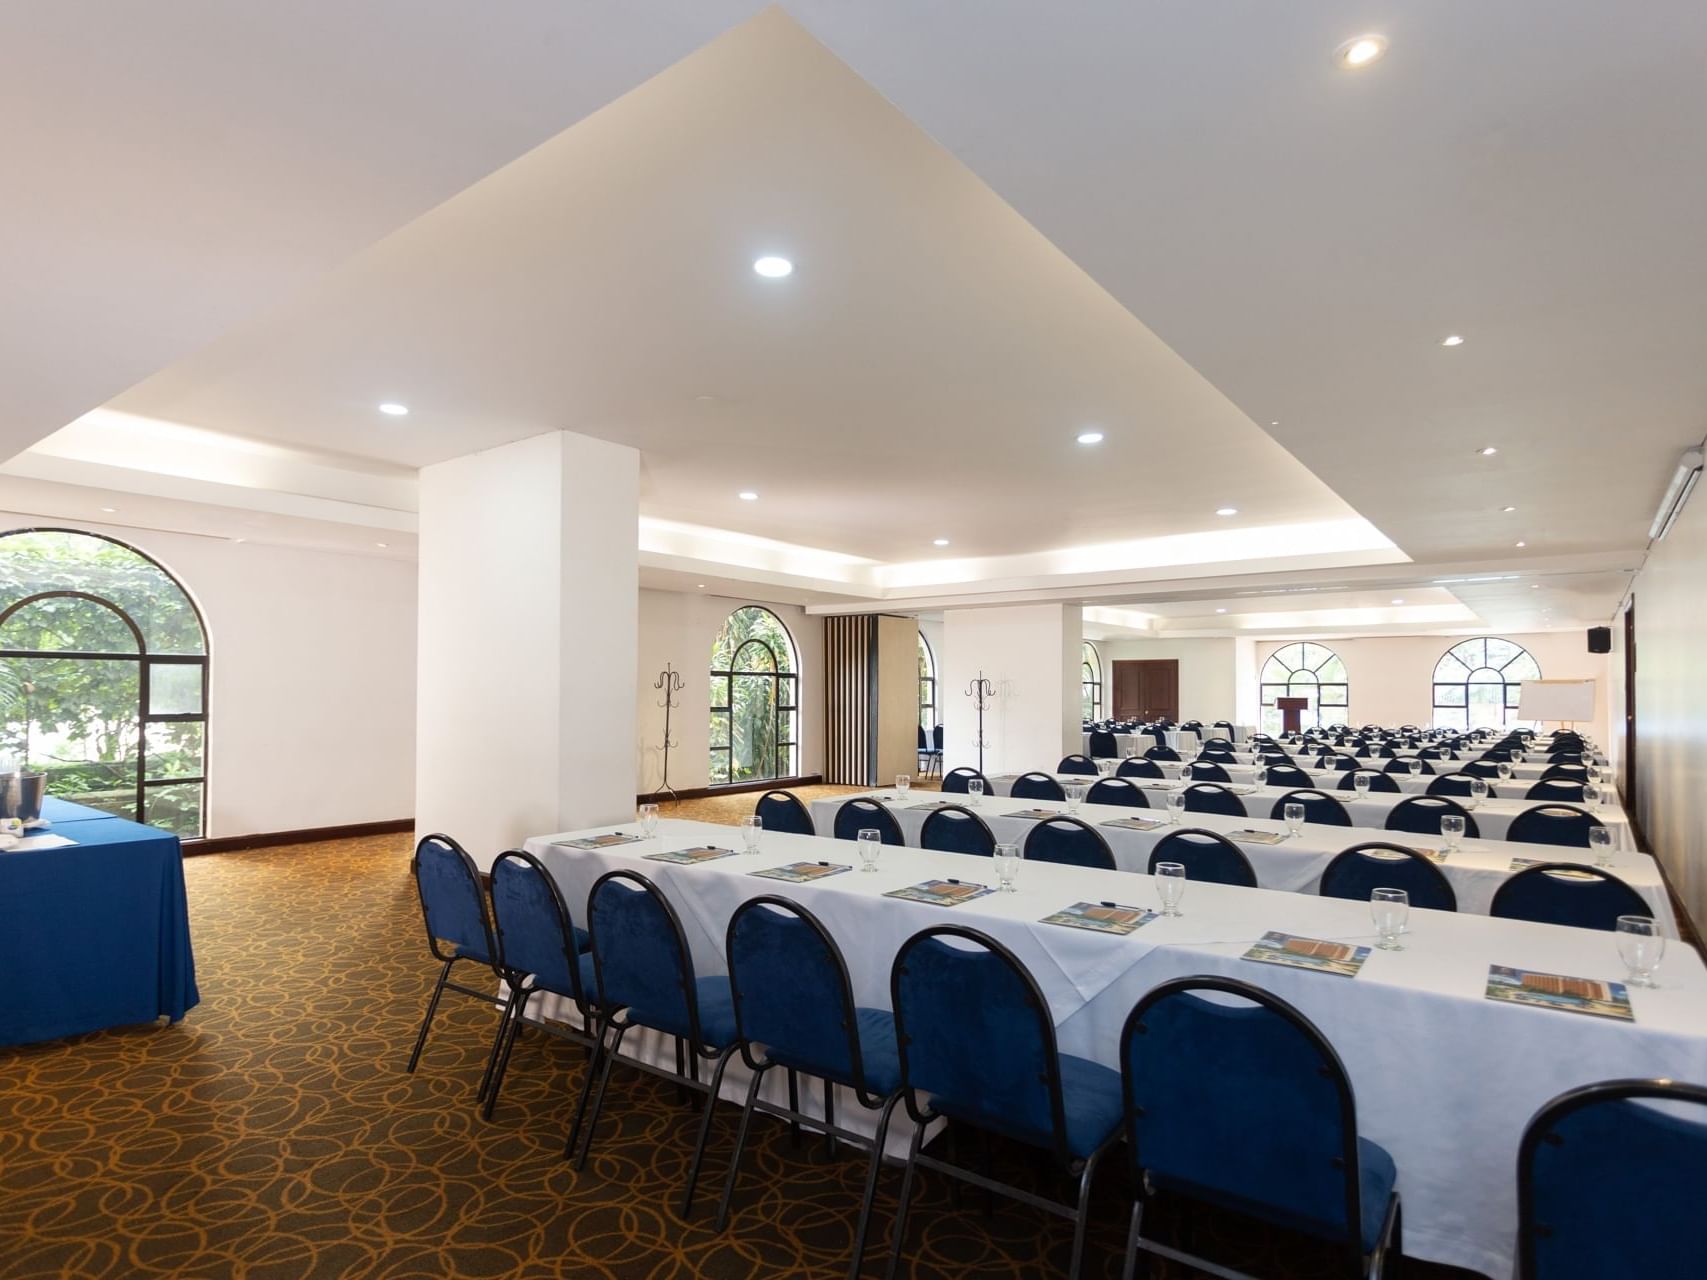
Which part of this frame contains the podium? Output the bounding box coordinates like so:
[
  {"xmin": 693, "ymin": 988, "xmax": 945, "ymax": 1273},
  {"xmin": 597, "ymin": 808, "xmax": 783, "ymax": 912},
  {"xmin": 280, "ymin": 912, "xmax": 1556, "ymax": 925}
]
[{"xmin": 1276, "ymin": 696, "xmax": 1309, "ymax": 734}]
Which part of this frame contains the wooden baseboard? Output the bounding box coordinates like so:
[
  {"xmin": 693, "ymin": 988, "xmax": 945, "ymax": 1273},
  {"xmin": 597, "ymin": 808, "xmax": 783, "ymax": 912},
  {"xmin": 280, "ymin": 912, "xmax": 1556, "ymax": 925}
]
[
  {"xmin": 637, "ymin": 774, "xmax": 824, "ymax": 804},
  {"xmin": 187, "ymin": 818, "xmax": 414, "ymax": 855}
]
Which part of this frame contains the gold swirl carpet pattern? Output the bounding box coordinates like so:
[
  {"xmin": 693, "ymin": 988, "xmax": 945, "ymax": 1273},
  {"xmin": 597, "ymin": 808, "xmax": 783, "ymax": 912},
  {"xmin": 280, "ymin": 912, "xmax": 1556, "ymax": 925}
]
[{"xmin": 0, "ymin": 795, "xmax": 1477, "ymax": 1279}]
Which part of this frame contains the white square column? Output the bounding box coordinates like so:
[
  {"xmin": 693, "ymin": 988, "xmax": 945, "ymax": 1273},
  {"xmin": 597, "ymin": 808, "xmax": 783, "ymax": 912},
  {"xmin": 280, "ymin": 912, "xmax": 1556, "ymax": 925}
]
[
  {"xmin": 941, "ymin": 604, "xmax": 1081, "ymax": 777},
  {"xmin": 416, "ymin": 431, "xmax": 638, "ymax": 863}
]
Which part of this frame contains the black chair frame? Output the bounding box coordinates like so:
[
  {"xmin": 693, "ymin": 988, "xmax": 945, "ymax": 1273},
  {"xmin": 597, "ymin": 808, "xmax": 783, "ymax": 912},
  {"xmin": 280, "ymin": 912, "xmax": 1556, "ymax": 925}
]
[{"xmin": 406, "ymin": 833, "xmax": 504, "ymax": 1090}]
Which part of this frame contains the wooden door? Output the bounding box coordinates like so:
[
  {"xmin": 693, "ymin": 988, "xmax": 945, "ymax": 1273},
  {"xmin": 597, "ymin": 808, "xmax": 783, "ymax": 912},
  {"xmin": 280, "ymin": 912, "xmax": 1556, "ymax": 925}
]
[{"xmin": 1112, "ymin": 659, "xmax": 1179, "ymax": 721}]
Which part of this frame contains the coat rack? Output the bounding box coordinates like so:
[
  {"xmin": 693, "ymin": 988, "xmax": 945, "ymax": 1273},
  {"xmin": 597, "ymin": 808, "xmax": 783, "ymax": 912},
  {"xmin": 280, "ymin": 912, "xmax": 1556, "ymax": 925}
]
[
  {"xmin": 965, "ymin": 670, "xmax": 994, "ymax": 774},
  {"xmin": 652, "ymin": 663, "xmax": 684, "ymax": 806}
]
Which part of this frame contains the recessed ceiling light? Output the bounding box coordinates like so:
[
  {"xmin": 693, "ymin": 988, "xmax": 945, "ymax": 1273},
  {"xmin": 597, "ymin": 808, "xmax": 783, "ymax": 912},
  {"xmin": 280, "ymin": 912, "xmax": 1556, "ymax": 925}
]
[
  {"xmin": 1515, "ymin": 540, "xmax": 1527, "ymax": 548},
  {"xmin": 99, "ymin": 506, "xmax": 117, "ymax": 513},
  {"xmin": 1441, "ymin": 335, "xmax": 1465, "ymax": 347},
  {"xmin": 1076, "ymin": 430, "xmax": 1104, "ymax": 445},
  {"xmin": 1269, "ymin": 421, "xmax": 1279, "ymax": 427},
  {"xmin": 738, "ymin": 491, "xmax": 759, "ymax": 501},
  {"xmin": 697, "ymin": 583, "xmax": 706, "ymax": 589},
  {"xmin": 753, "ymin": 256, "xmax": 793, "ymax": 278},
  {"xmin": 378, "ymin": 402, "xmax": 409, "ymax": 416},
  {"xmin": 1531, "ymin": 583, "xmax": 1541, "ymax": 589},
  {"xmin": 1215, "ymin": 507, "xmax": 1238, "ymax": 517},
  {"xmin": 933, "ymin": 538, "xmax": 950, "ymax": 547},
  {"xmin": 1215, "ymin": 608, "xmax": 1227, "ymax": 614},
  {"xmin": 1479, "ymin": 446, "xmax": 1499, "ymax": 456},
  {"xmin": 1502, "ymin": 506, "xmax": 1517, "ymax": 513},
  {"xmin": 1391, "ymin": 598, "xmax": 1405, "ymax": 605},
  {"xmin": 1334, "ymin": 34, "xmax": 1389, "ymax": 69}
]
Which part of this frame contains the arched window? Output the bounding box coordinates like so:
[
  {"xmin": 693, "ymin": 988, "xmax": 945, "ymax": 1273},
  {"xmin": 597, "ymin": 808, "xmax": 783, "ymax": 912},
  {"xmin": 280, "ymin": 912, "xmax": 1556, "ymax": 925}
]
[
  {"xmin": 918, "ymin": 631, "xmax": 937, "ymax": 731},
  {"xmin": 0, "ymin": 528, "xmax": 209, "ymax": 838},
  {"xmin": 1432, "ymin": 637, "xmax": 1541, "ymax": 731},
  {"xmin": 1260, "ymin": 642, "xmax": 1348, "ymax": 733},
  {"xmin": 709, "ymin": 605, "xmax": 798, "ymax": 785},
  {"xmin": 1081, "ymin": 641, "xmax": 1103, "ymax": 721}
]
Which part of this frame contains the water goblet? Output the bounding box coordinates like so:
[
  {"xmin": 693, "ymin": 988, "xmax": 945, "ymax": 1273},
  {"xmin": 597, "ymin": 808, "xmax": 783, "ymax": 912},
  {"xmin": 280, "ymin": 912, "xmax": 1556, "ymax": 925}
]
[
  {"xmin": 1371, "ymin": 887, "xmax": 1409, "ymax": 951},
  {"xmin": 856, "ymin": 829, "xmax": 883, "ymax": 873},
  {"xmin": 740, "ymin": 814, "xmax": 762, "ymax": 854},
  {"xmin": 968, "ymin": 779, "xmax": 984, "ymax": 808},
  {"xmin": 638, "ymin": 802, "xmax": 659, "ymax": 838},
  {"xmin": 1253, "ymin": 766, "xmax": 1268, "ymax": 789},
  {"xmin": 1615, "ymin": 915, "xmax": 1664, "ymax": 989},
  {"xmin": 1283, "ymin": 802, "xmax": 1305, "ymax": 838},
  {"xmin": 1353, "ymin": 772, "xmax": 1372, "ymax": 797},
  {"xmin": 1589, "ymin": 825, "xmax": 1614, "ymax": 867},
  {"xmin": 1166, "ymin": 790, "xmax": 1186, "ymax": 825},
  {"xmin": 1468, "ymin": 778, "xmax": 1488, "ymax": 808},
  {"xmin": 1497, "ymin": 762, "xmax": 1513, "ymax": 782},
  {"xmin": 1155, "ymin": 862, "xmax": 1186, "ymax": 917},
  {"xmin": 895, "ymin": 774, "xmax": 912, "ymax": 803},
  {"xmin": 1440, "ymin": 814, "xmax": 1465, "ymax": 852},
  {"xmin": 1065, "ymin": 781, "xmax": 1088, "ymax": 813},
  {"xmin": 993, "ymin": 842, "xmax": 1022, "ymax": 893},
  {"xmin": 1583, "ymin": 781, "xmax": 1601, "ymax": 810}
]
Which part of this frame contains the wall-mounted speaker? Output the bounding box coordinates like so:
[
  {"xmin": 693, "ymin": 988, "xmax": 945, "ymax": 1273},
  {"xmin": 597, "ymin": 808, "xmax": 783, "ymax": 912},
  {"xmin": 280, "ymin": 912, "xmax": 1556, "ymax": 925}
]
[{"xmin": 1587, "ymin": 626, "xmax": 1612, "ymax": 654}]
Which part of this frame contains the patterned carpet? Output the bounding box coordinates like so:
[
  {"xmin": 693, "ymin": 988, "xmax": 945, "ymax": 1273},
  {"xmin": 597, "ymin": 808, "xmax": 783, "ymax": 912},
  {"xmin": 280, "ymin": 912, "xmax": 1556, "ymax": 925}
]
[{"xmin": 0, "ymin": 789, "xmax": 1479, "ymax": 1279}]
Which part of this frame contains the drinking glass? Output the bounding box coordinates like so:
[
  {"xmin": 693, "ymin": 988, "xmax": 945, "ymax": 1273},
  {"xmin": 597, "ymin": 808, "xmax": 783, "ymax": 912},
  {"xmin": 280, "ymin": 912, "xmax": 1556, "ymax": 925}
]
[
  {"xmin": 740, "ymin": 814, "xmax": 762, "ymax": 853},
  {"xmin": 638, "ymin": 802, "xmax": 660, "ymax": 838},
  {"xmin": 1589, "ymin": 825, "xmax": 1614, "ymax": 867},
  {"xmin": 1283, "ymin": 802, "xmax": 1305, "ymax": 838},
  {"xmin": 1468, "ymin": 778, "xmax": 1488, "ymax": 808},
  {"xmin": 1166, "ymin": 790, "xmax": 1186, "ymax": 825},
  {"xmin": 993, "ymin": 842, "xmax": 1022, "ymax": 892},
  {"xmin": 1098, "ymin": 757, "xmax": 1115, "ymax": 777},
  {"xmin": 1065, "ymin": 781, "xmax": 1088, "ymax": 813},
  {"xmin": 1440, "ymin": 814, "xmax": 1465, "ymax": 851},
  {"xmin": 857, "ymin": 829, "xmax": 883, "ymax": 873},
  {"xmin": 1155, "ymin": 862, "xmax": 1186, "ymax": 917},
  {"xmin": 895, "ymin": 774, "xmax": 912, "ymax": 802},
  {"xmin": 1371, "ymin": 887, "xmax": 1409, "ymax": 951},
  {"xmin": 1616, "ymin": 915, "xmax": 1664, "ymax": 988},
  {"xmin": 1253, "ymin": 766, "xmax": 1268, "ymax": 788},
  {"xmin": 1497, "ymin": 762, "xmax": 1513, "ymax": 781},
  {"xmin": 968, "ymin": 779, "xmax": 984, "ymax": 808},
  {"xmin": 1583, "ymin": 781, "xmax": 1601, "ymax": 810},
  {"xmin": 1353, "ymin": 773, "xmax": 1371, "ymax": 797},
  {"xmin": 1178, "ymin": 762, "xmax": 1195, "ymax": 783}
]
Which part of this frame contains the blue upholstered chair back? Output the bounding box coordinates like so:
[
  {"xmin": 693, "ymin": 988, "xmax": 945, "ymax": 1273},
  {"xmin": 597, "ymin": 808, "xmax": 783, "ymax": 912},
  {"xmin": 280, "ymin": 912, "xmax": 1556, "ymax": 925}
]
[
  {"xmin": 1088, "ymin": 730, "xmax": 1119, "ymax": 758},
  {"xmin": 1461, "ymin": 760, "xmax": 1503, "ymax": 779},
  {"xmin": 833, "ymin": 799, "xmax": 905, "ymax": 845},
  {"xmin": 1145, "ymin": 745, "xmax": 1181, "ymax": 762},
  {"xmin": 1490, "ymin": 864, "xmax": 1648, "ymax": 931},
  {"xmin": 1507, "ymin": 805, "xmax": 1603, "ymax": 848},
  {"xmin": 1318, "ymin": 754, "xmax": 1358, "ymax": 772},
  {"xmin": 1011, "ymin": 772, "xmax": 1067, "ymax": 801},
  {"xmin": 1338, "ymin": 770, "xmax": 1399, "ymax": 793},
  {"xmin": 1269, "ymin": 789, "xmax": 1351, "ymax": 827},
  {"xmin": 1427, "ymin": 772, "xmax": 1492, "ymax": 799},
  {"xmin": 1057, "ymin": 754, "xmax": 1099, "ymax": 776},
  {"xmin": 1117, "ymin": 758, "xmax": 1165, "ymax": 779},
  {"xmin": 1148, "ymin": 828, "xmax": 1257, "ymax": 887},
  {"xmin": 586, "ymin": 871, "xmax": 702, "ymax": 1041},
  {"xmin": 1122, "ymin": 979, "xmax": 1365, "ymax": 1248},
  {"xmin": 1203, "ymin": 737, "xmax": 1235, "ymax": 751},
  {"xmin": 1265, "ymin": 764, "xmax": 1314, "ymax": 789},
  {"xmin": 1024, "ymin": 816, "xmax": 1116, "ymax": 869},
  {"xmin": 756, "ymin": 789, "xmax": 815, "ymax": 836},
  {"xmin": 1319, "ymin": 843, "xmax": 1458, "ymax": 912},
  {"xmin": 490, "ymin": 850, "xmax": 582, "ymax": 1001},
  {"xmin": 1526, "ymin": 778, "xmax": 1588, "ymax": 803},
  {"xmin": 920, "ymin": 805, "xmax": 995, "ymax": 856},
  {"xmin": 941, "ymin": 767, "xmax": 988, "ymax": 795},
  {"xmin": 1197, "ymin": 750, "xmax": 1237, "ymax": 765},
  {"xmin": 1182, "ymin": 783, "xmax": 1245, "ymax": 818},
  {"xmin": 933, "ymin": 724, "xmax": 944, "ymax": 750},
  {"xmin": 1541, "ymin": 764, "xmax": 1590, "ymax": 781},
  {"xmin": 891, "ymin": 928, "xmax": 1066, "ymax": 1156},
  {"xmin": 412, "ymin": 834, "xmax": 494, "ymax": 965},
  {"xmin": 727, "ymin": 897, "xmax": 869, "ymax": 1092},
  {"xmin": 1520, "ymin": 1080, "xmax": 1707, "ymax": 1280},
  {"xmin": 1383, "ymin": 756, "xmax": 1434, "ymax": 775},
  {"xmin": 1185, "ymin": 761, "xmax": 1231, "ymax": 783},
  {"xmin": 1384, "ymin": 796, "xmax": 1478, "ymax": 839},
  {"xmin": 1086, "ymin": 778, "xmax": 1148, "ymax": 810}
]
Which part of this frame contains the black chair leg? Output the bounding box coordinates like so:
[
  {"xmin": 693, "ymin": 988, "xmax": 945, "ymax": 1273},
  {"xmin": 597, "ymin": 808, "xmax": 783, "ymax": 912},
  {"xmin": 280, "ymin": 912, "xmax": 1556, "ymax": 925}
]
[
  {"xmin": 481, "ymin": 989, "xmax": 531, "ymax": 1120},
  {"xmin": 680, "ymin": 1046, "xmax": 737, "ymax": 1217},
  {"xmin": 574, "ymin": 1023, "xmax": 628, "ymax": 1170},
  {"xmin": 477, "ymin": 984, "xmax": 523, "ymax": 1107},
  {"xmin": 848, "ymin": 1093, "xmax": 901, "ymax": 1280},
  {"xmin": 787, "ymin": 1069, "xmax": 802, "ymax": 1147},
  {"xmin": 405, "ymin": 957, "xmax": 455, "ymax": 1073},
  {"xmin": 715, "ymin": 1065, "xmax": 770, "ymax": 1231},
  {"xmin": 822, "ymin": 1078, "xmax": 837, "ymax": 1163},
  {"xmin": 882, "ymin": 1122, "xmax": 928, "ymax": 1280},
  {"xmin": 1067, "ymin": 1145, "xmax": 1108, "ymax": 1280},
  {"xmin": 1120, "ymin": 1200, "xmax": 1145, "ymax": 1280},
  {"xmin": 563, "ymin": 1017, "xmax": 607, "ymax": 1159}
]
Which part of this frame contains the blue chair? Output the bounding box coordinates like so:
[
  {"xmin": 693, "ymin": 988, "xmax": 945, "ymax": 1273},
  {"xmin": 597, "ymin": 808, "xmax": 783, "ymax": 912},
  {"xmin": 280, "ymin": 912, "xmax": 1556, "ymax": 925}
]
[
  {"xmin": 1461, "ymin": 759, "xmax": 1503, "ymax": 779},
  {"xmin": 756, "ymin": 789, "xmax": 815, "ymax": 836},
  {"xmin": 1264, "ymin": 763, "xmax": 1315, "ymax": 789},
  {"xmin": 1012, "ymin": 771, "xmax": 1067, "ymax": 802},
  {"xmin": 1383, "ymin": 756, "xmax": 1434, "ymax": 776},
  {"xmin": 1269, "ymin": 788, "xmax": 1352, "ymax": 827},
  {"xmin": 1025, "ymin": 816, "xmax": 1116, "ymax": 870},
  {"xmin": 1319, "ymin": 842, "xmax": 1458, "ymax": 912},
  {"xmin": 1540, "ymin": 763, "xmax": 1590, "ymax": 781},
  {"xmin": 942, "ymin": 766, "xmax": 991, "ymax": 796},
  {"xmin": 1545, "ymin": 751, "xmax": 1586, "ymax": 766},
  {"xmin": 1087, "ymin": 777, "xmax": 1148, "ymax": 809},
  {"xmin": 833, "ymin": 798, "xmax": 905, "ymax": 845},
  {"xmin": 1117, "ymin": 758, "xmax": 1165, "ymax": 780},
  {"xmin": 1385, "ymin": 795, "xmax": 1479, "ymax": 839},
  {"xmin": 1182, "ymin": 783, "xmax": 1246, "ymax": 818},
  {"xmin": 931, "ymin": 724, "xmax": 945, "ymax": 773},
  {"xmin": 887, "ymin": 927, "xmax": 1123, "ymax": 1280},
  {"xmin": 1490, "ymin": 864, "xmax": 1648, "ymax": 931},
  {"xmin": 1317, "ymin": 754, "xmax": 1358, "ymax": 772},
  {"xmin": 575, "ymin": 871, "xmax": 738, "ymax": 1210},
  {"xmin": 1148, "ymin": 828, "xmax": 1257, "ymax": 887},
  {"xmin": 1197, "ymin": 749, "xmax": 1238, "ymax": 765},
  {"xmin": 482, "ymin": 850, "xmax": 598, "ymax": 1120},
  {"xmin": 1088, "ymin": 729, "xmax": 1120, "ymax": 758},
  {"xmin": 1526, "ymin": 778, "xmax": 1588, "ymax": 803},
  {"xmin": 1519, "ymin": 1079, "xmax": 1707, "ymax": 1279},
  {"xmin": 1427, "ymin": 772, "xmax": 1495, "ymax": 800},
  {"xmin": 1185, "ymin": 761, "xmax": 1231, "ymax": 783},
  {"xmin": 1057, "ymin": 754, "xmax": 1100, "ymax": 777},
  {"xmin": 1145, "ymin": 745, "xmax": 1182, "ymax": 763},
  {"xmin": 1507, "ymin": 804, "xmax": 1606, "ymax": 848},
  {"xmin": 1120, "ymin": 977, "xmax": 1401, "ymax": 1280},
  {"xmin": 1338, "ymin": 770, "xmax": 1400, "ymax": 794},
  {"xmin": 406, "ymin": 833, "xmax": 501, "ymax": 1079},
  {"xmin": 718, "ymin": 897, "xmax": 902, "ymax": 1269},
  {"xmin": 920, "ymin": 804, "xmax": 995, "ymax": 856}
]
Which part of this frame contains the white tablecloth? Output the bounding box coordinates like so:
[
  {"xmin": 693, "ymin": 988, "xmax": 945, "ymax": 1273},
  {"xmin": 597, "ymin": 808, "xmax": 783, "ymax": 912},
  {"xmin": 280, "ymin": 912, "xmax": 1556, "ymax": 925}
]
[
  {"xmin": 811, "ymin": 793, "xmax": 1671, "ymax": 933},
  {"xmin": 526, "ymin": 818, "xmax": 1707, "ymax": 1279},
  {"xmin": 1205, "ymin": 750, "xmax": 1601, "ymax": 781}
]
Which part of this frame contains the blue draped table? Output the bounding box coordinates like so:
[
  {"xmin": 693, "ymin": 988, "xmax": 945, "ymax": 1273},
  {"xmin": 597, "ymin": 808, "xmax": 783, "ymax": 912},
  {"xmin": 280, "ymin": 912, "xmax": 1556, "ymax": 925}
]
[{"xmin": 1, "ymin": 797, "xmax": 199, "ymax": 1046}]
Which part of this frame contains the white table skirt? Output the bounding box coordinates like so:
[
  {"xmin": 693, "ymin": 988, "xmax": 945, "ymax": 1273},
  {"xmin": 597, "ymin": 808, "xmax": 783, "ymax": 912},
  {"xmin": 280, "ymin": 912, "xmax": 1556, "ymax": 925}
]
[
  {"xmin": 811, "ymin": 793, "xmax": 1671, "ymax": 934},
  {"xmin": 526, "ymin": 818, "xmax": 1707, "ymax": 1280}
]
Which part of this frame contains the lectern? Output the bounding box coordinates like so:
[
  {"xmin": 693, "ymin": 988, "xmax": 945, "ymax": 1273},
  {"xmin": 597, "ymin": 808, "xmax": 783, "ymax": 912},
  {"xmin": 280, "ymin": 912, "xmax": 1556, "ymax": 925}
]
[{"xmin": 1276, "ymin": 696, "xmax": 1309, "ymax": 734}]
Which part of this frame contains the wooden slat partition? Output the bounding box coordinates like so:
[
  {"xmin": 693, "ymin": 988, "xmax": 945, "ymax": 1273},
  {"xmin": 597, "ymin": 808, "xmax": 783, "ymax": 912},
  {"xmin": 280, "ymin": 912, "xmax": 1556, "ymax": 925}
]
[{"xmin": 824, "ymin": 614, "xmax": 877, "ymax": 784}]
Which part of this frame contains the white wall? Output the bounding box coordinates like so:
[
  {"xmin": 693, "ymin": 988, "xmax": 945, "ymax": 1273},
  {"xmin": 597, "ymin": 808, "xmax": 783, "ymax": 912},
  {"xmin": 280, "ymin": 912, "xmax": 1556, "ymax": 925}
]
[
  {"xmin": 1252, "ymin": 632, "xmax": 1612, "ymax": 743},
  {"xmin": 0, "ymin": 510, "xmax": 417, "ymax": 837},
  {"xmin": 635, "ymin": 588, "xmax": 823, "ymax": 793},
  {"xmin": 1093, "ymin": 636, "xmax": 1240, "ymax": 723},
  {"xmin": 942, "ymin": 603, "xmax": 1080, "ymax": 775}
]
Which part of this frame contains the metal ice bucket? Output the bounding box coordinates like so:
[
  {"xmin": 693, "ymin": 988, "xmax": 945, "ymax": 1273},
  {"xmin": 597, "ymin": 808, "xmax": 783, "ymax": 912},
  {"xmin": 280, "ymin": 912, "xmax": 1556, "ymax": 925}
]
[{"xmin": 0, "ymin": 772, "xmax": 46, "ymax": 824}]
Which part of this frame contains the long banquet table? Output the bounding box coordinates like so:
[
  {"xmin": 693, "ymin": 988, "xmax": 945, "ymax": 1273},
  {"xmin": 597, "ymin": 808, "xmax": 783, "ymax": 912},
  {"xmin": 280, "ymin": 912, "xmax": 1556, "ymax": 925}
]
[
  {"xmin": 1, "ymin": 797, "xmax": 199, "ymax": 1045},
  {"xmin": 808, "ymin": 791, "xmax": 1672, "ymax": 932},
  {"xmin": 526, "ymin": 816, "xmax": 1707, "ymax": 1279}
]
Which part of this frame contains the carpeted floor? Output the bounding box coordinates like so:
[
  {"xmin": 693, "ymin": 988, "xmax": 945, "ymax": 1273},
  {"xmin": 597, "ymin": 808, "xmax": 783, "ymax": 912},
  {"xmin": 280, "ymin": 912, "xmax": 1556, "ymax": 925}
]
[{"xmin": 0, "ymin": 791, "xmax": 1480, "ymax": 1279}]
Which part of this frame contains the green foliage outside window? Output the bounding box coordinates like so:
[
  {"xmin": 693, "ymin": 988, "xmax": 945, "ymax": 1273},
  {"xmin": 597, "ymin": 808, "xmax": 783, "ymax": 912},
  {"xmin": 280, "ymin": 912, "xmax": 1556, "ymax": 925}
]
[{"xmin": 709, "ymin": 606, "xmax": 797, "ymax": 786}]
